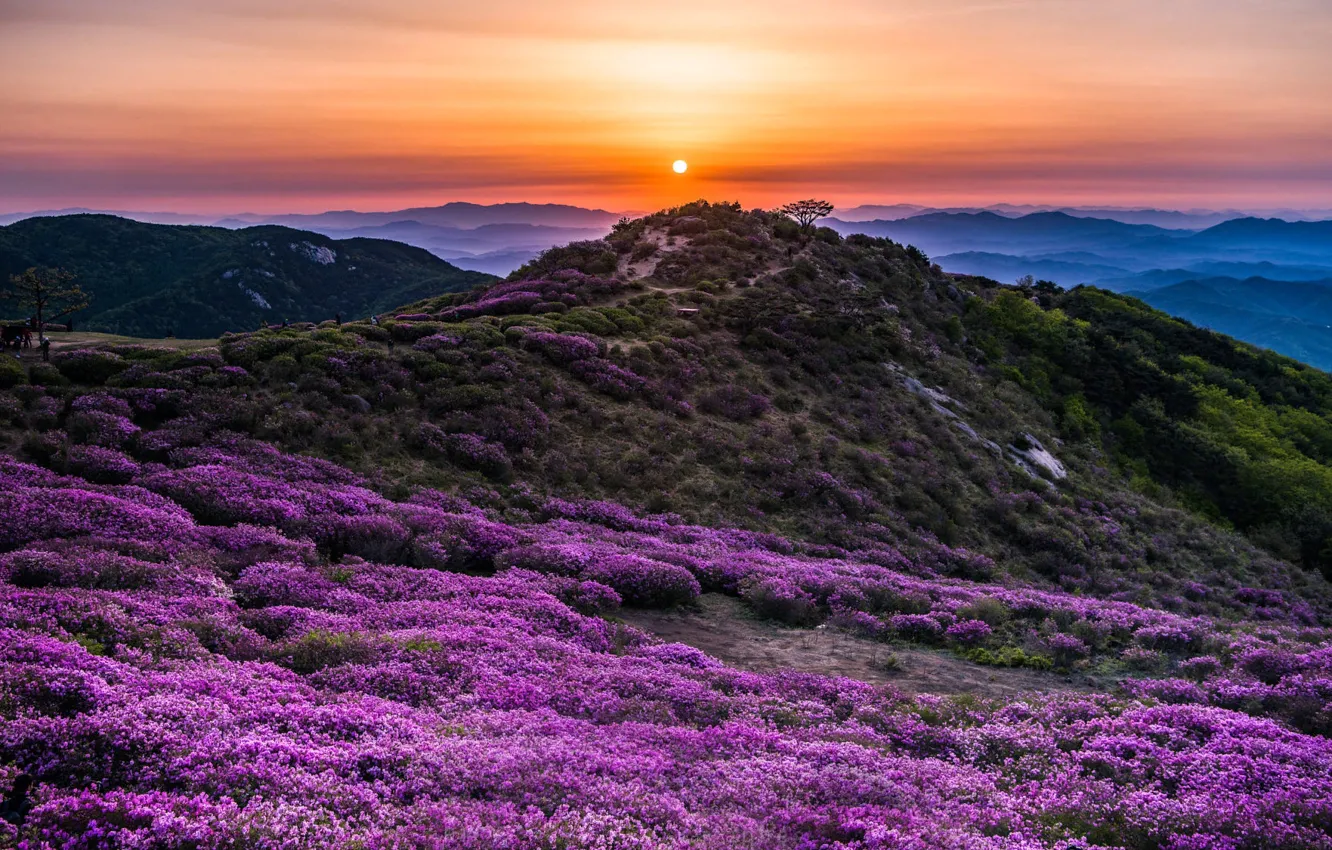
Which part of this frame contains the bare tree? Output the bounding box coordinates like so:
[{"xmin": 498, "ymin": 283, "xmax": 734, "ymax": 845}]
[
  {"xmin": 779, "ymin": 199, "xmax": 835, "ymax": 230},
  {"xmin": 2, "ymin": 267, "xmax": 90, "ymax": 334}
]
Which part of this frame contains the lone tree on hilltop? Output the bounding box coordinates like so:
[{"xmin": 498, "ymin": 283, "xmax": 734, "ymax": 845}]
[
  {"xmin": 2, "ymin": 267, "xmax": 90, "ymax": 334},
  {"xmin": 779, "ymin": 199, "xmax": 835, "ymax": 230}
]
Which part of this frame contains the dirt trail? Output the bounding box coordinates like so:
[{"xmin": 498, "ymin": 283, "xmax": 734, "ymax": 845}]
[
  {"xmin": 622, "ymin": 594, "xmax": 1097, "ymax": 699},
  {"xmin": 4, "ymin": 331, "xmax": 217, "ymax": 363},
  {"xmin": 619, "ymin": 227, "xmax": 690, "ymax": 283}
]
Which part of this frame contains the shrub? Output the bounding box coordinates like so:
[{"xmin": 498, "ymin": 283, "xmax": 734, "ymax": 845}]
[
  {"xmin": 26, "ymin": 363, "xmax": 66, "ymax": 386},
  {"xmin": 65, "ymin": 445, "xmax": 141, "ymax": 484},
  {"xmin": 582, "ymin": 554, "xmax": 700, "ymax": 608},
  {"xmin": 889, "ymin": 614, "xmax": 944, "ymax": 643},
  {"xmin": 52, "ymin": 349, "xmax": 129, "ymax": 384},
  {"xmin": 1134, "ymin": 624, "xmax": 1195, "ymax": 654},
  {"xmin": 1121, "ymin": 646, "xmax": 1166, "ymax": 671},
  {"xmin": 568, "ymin": 359, "xmax": 648, "ymax": 400},
  {"xmin": 698, "ymin": 385, "xmax": 770, "ymax": 421},
  {"xmin": 741, "ymin": 577, "xmax": 821, "ymax": 625},
  {"xmin": 944, "ymin": 619, "xmax": 993, "ymax": 646},
  {"xmin": 512, "ymin": 240, "xmax": 618, "ymax": 279},
  {"xmin": 494, "ymin": 543, "xmax": 591, "ymax": 576},
  {"xmin": 65, "ymin": 410, "xmax": 140, "ymax": 448},
  {"xmin": 410, "ymin": 423, "xmax": 512, "ymax": 479},
  {"xmin": 964, "ymin": 646, "xmax": 1054, "ymax": 670},
  {"xmin": 1045, "ymin": 633, "xmax": 1089, "ymax": 666},
  {"xmin": 1178, "ymin": 655, "xmax": 1223, "ymax": 682},
  {"xmin": 956, "ymin": 597, "xmax": 1011, "ymax": 627},
  {"xmin": 519, "ymin": 331, "xmax": 601, "ymax": 363},
  {"xmin": 1237, "ymin": 648, "xmax": 1301, "ymax": 685},
  {"xmin": 0, "ymin": 356, "xmax": 25, "ymax": 389},
  {"xmin": 280, "ymin": 629, "xmax": 376, "ymax": 674},
  {"xmin": 308, "ymin": 514, "xmax": 414, "ymax": 564}
]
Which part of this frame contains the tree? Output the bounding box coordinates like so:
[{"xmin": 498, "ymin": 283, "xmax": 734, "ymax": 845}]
[
  {"xmin": 779, "ymin": 199, "xmax": 835, "ymax": 230},
  {"xmin": 2, "ymin": 267, "xmax": 89, "ymax": 333}
]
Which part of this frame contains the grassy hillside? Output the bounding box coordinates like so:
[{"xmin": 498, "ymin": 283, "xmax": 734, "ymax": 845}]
[
  {"xmin": 3, "ymin": 201, "xmax": 1332, "ymax": 847},
  {"xmin": 967, "ymin": 281, "xmax": 1332, "ymax": 575},
  {"xmin": 3, "ymin": 201, "xmax": 1325, "ymax": 617},
  {"xmin": 0, "ymin": 214, "xmax": 493, "ymax": 337}
]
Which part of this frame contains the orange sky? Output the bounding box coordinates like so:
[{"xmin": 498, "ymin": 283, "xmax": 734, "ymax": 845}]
[{"xmin": 2, "ymin": 0, "xmax": 1330, "ymax": 213}]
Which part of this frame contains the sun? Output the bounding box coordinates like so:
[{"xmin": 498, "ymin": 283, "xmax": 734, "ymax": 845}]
[{"xmin": 672, "ymin": 159, "xmax": 688, "ymax": 174}]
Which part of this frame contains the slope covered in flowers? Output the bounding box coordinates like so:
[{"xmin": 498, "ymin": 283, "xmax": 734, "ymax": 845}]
[
  {"xmin": 2, "ymin": 445, "xmax": 1332, "ymax": 848},
  {"xmin": 1, "ymin": 201, "xmax": 1332, "ymax": 847}
]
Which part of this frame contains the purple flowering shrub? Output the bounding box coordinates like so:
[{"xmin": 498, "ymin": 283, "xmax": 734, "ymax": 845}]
[
  {"xmin": 582, "ymin": 553, "xmax": 701, "ymax": 607},
  {"xmin": 944, "ymin": 618, "xmax": 992, "ymax": 646},
  {"xmin": 698, "ymin": 384, "xmax": 771, "ymax": 421},
  {"xmin": 7, "ymin": 202, "xmax": 1332, "ymax": 845},
  {"xmin": 740, "ymin": 576, "xmax": 821, "ymax": 624},
  {"xmin": 63, "ymin": 445, "xmax": 141, "ymax": 484},
  {"xmin": 518, "ymin": 330, "xmax": 602, "ymax": 363},
  {"xmin": 1, "ymin": 443, "xmax": 1332, "ymax": 847}
]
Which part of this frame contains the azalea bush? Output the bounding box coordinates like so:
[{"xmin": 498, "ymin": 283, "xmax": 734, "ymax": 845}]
[{"xmin": 3, "ymin": 204, "xmax": 1332, "ymax": 847}]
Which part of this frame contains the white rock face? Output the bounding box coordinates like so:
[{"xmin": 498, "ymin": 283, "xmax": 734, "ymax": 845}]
[
  {"xmin": 1007, "ymin": 433, "xmax": 1067, "ymax": 481},
  {"xmin": 890, "ymin": 364, "xmax": 1065, "ymax": 482},
  {"xmin": 237, "ymin": 284, "xmax": 271, "ymax": 309},
  {"xmin": 290, "ymin": 241, "xmax": 337, "ymax": 265}
]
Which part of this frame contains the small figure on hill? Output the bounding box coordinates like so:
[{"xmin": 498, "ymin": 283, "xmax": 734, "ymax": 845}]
[
  {"xmin": 39, "ymin": 336, "xmax": 50, "ymax": 362},
  {"xmin": 281, "ymin": 318, "xmax": 289, "ymax": 328},
  {"xmin": 370, "ymin": 314, "xmax": 380, "ymax": 326},
  {"xmin": 0, "ymin": 773, "xmax": 33, "ymax": 829},
  {"xmin": 335, "ymin": 312, "xmax": 342, "ymax": 326}
]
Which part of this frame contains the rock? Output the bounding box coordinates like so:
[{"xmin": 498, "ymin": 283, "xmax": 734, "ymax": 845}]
[{"xmin": 1006, "ymin": 433, "xmax": 1067, "ymax": 480}]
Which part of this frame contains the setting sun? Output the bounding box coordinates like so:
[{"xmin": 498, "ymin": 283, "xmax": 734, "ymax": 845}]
[{"xmin": 673, "ymin": 160, "xmax": 688, "ymax": 174}]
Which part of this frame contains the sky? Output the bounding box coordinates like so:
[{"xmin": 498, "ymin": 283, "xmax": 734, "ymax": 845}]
[{"xmin": 1, "ymin": 0, "xmax": 1330, "ymax": 214}]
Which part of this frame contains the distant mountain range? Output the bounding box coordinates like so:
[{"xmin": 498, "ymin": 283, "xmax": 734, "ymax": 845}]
[
  {"xmin": 0, "ymin": 215, "xmax": 492, "ymax": 337},
  {"xmin": 274, "ymin": 219, "xmax": 612, "ymax": 276},
  {"xmin": 1130, "ymin": 277, "xmax": 1332, "ymax": 372},
  {"xmin": 834, "ymin": 204, "xmax": 1332, "ymax": 229},
  {"xmin": 6, "ymin": 201, "xmax": 1331, "ymax": 277},
  {"xmin": 831, "ymin": 212, "xmax": 1332, "ymax": 370},
  {"xmin": 0, "ymin": 202, "xmax": 622, "ymax": 276}
]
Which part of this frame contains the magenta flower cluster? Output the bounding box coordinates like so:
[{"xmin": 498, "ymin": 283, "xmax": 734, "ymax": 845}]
[{"xmin": 1, "ymin": 435, "xmax": 1332, "ymax": 847}]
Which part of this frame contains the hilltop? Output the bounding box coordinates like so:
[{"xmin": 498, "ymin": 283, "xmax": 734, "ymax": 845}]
[
  {"xmin": 7, "ymin": 201, "xmax": 1330, "ymax": 601},
  {"xmin": 0, "ymin": 214, "xmax": 493, "ymax": 337},
  {"xmin": 1, "ymin": 201, "xmax": 1331, "ymax": 847}
]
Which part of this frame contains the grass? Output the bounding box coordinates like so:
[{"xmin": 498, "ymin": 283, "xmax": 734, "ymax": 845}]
[{"xmin": 7, "ymin": 331, "xmax": 221, "ymax": 359}]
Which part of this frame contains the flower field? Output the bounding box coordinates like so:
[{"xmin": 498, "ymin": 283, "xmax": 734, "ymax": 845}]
[
  {"xmin": 2, "ymin": 202, "xmax": 1332, "ymax": 847},
  {"xmin": 1, "ymin": 440, "xmax": 1331, "ymax": 848}
]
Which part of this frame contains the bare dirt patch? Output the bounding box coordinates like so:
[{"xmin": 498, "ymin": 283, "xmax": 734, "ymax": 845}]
[
  {"xmin": 621, "ymin": 594, "xmax": 1098, "ymax": 699},
  {"xmin": 619, "ymin": 227, "xmax": 693, "ymax": 283}
]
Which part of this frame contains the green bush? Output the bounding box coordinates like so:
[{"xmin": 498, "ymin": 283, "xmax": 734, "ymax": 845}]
[
  {"xmin": 0, "ymin": 356, "xmax": 26, "ymax": 389},
  {"xmin": 279, "ymin": 630, "xmax": 375, "ymax": 674},
  {"xmin": 963, "ymin": 646, "xmax": 1053, "ymax": 670},
  {"xmin": 25, "ymin": 363, "xmax": 66, "ymax": 386},
  {"xmin": 52, "ymin": 350, "xmax": 128, "ymax": 384}
]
